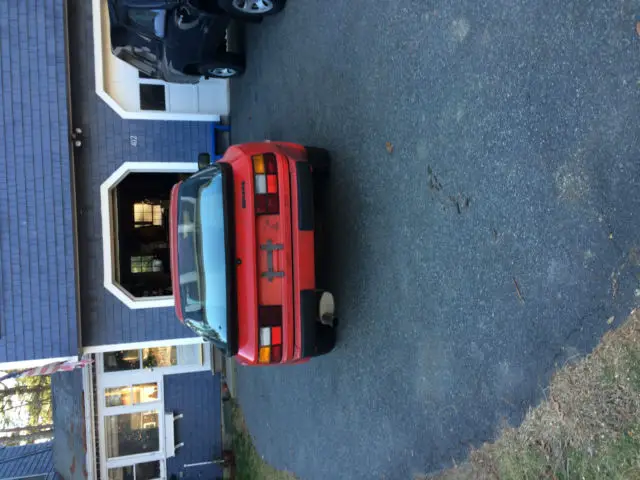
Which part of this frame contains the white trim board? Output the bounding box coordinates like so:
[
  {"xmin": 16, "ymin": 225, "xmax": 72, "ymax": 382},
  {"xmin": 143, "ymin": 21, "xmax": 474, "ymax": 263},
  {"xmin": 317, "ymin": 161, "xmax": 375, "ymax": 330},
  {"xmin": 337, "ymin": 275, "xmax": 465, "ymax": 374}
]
[
  {"xmin": 83, "ymin": 336, "xmax": 205, "ymax": 354},
  {"xmin": 100, "ymin": 161, "xmax": 198, "ymax": 309},
  {"xmin": 0, "ymin": 356, "xmax": 77, "ymax": 371},
  {"xmin": 91, "ymin": 0, "xmax": 223, "ymax": 121},
  {"xmin": 82, "ymin": 360, "xmax": 97, "ymax": 480}
]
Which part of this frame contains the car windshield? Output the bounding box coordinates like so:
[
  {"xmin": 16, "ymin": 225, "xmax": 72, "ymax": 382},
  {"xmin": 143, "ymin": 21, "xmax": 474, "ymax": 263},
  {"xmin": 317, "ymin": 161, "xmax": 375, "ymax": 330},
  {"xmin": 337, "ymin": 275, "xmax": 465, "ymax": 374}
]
[{"xmin": 176, "ymin": 166, "xmax": 229, "ymax": 350}]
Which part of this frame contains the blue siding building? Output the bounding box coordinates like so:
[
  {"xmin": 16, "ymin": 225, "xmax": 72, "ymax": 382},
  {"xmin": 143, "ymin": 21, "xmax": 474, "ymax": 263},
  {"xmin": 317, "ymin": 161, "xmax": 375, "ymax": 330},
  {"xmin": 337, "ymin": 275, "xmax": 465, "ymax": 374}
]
[
  {"xmin": 0, "ymin": 443, "xmax": 57, "ymax": 479},
  {"xmin": 0, "ymin": 1, "xmax": 227, "ymax": 478},
  {"xmin": 0, "ymin": 0, "xmax": 78, "ymax": 364}
]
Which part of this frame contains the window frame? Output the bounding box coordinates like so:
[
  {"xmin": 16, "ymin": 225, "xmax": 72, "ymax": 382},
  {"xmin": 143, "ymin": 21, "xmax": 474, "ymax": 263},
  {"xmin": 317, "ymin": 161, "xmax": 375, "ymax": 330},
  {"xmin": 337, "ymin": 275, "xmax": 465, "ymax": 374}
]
[{"xmin": 107, "ymin": 461, "xmax": 163, "ymax": 480}]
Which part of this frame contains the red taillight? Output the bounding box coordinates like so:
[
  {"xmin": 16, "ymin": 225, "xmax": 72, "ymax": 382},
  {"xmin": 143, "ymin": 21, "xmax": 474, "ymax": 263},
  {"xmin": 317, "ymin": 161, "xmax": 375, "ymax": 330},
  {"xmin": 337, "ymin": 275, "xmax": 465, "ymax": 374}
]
[
  {"xmin": 258, "ymin": 306, "xmax": 283, "ymax": 364},
  {"xmin": 253, "ymin": 154, "xmax": 279, "ymax": 215}
]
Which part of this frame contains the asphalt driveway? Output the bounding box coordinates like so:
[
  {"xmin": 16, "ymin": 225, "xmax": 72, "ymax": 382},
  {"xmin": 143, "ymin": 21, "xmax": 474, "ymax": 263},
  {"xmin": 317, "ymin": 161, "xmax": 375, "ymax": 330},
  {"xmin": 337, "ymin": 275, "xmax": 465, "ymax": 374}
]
[{"xmin": 230, "ymin": 1, "xmax": 640, "ymax": 478}]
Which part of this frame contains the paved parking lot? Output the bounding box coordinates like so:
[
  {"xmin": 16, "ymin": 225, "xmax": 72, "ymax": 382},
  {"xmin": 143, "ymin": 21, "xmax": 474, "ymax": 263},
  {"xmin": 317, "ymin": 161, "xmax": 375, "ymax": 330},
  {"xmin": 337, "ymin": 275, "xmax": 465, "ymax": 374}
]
[{"xmin": 230, "ymin": 1, "xmax": 640, "ymax": 478}]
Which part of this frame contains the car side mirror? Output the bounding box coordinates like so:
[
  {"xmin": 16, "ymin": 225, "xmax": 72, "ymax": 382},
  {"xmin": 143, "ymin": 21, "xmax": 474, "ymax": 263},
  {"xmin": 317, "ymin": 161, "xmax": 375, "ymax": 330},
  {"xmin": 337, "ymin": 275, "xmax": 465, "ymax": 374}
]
[{"xmin": 198, "ymin": 153, "xmax": 211, "ymax": 170}]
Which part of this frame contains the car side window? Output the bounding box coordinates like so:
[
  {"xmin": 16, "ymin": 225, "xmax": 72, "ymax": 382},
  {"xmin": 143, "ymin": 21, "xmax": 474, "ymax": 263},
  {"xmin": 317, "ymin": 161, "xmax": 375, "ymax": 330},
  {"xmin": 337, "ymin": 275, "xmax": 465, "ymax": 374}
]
[{"xmin": 127, "ymin": 9, "xmax": 167, "ymax": 38}]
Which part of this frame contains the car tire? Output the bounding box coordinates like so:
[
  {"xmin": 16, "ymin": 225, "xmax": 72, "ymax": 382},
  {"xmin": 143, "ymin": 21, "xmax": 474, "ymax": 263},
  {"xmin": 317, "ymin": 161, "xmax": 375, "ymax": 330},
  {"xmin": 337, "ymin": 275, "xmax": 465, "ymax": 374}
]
[
  {"xmin": 200, "ymin": 53, "xmax": 245, "ymax": 79},
  {"xmin": 217, "ymin": 0, "xmax": 286, "ymax": 19}
]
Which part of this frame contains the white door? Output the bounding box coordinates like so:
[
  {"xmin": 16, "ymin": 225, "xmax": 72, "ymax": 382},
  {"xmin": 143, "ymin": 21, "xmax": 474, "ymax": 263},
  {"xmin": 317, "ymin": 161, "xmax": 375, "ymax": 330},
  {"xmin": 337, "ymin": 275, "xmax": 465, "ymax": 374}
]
[
  {"xmin": 138, "ymin": 76, "xmax": 229, "ymax": 116},
  {"xmin": 96, "ymin": 344, "xmax": 210, "ymax": 479}
]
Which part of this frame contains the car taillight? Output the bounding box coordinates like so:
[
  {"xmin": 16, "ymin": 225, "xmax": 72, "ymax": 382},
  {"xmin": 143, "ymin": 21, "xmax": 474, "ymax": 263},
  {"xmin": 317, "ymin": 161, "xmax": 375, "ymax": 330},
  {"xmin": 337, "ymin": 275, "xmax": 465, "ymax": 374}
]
[
  {"xmin": 258, "ymin": 306, "xmax": 283, "ymax": 364},
  {"xmin": 253, "ymin": 154, "xmax": 279, "ymax": 215}
]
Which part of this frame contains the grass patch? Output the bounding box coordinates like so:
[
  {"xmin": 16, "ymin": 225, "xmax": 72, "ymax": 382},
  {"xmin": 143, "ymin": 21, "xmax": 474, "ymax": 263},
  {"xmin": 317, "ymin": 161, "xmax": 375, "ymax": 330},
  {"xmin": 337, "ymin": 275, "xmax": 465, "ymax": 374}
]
[
  {"xmin": 229, "ymin": 402, "xmax": 297, "ymax": 480},
  {"xmin": 424, "ymin": 309, "xmax": 640, "ymax": 480}
]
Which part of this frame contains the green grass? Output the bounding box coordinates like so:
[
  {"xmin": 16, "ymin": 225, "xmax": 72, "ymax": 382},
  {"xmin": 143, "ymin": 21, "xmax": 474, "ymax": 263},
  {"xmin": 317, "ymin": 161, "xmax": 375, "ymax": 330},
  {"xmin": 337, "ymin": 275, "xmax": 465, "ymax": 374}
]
[
  {"xmin": 425, "ymin": 310, "xmax": 640, "ymax": 480},
  {"xmin": 229, "ymin": 403, "xmax": 297, "ymax": 480},
  {"xmin": 557, "ymin": 430, "xmax": 640, "ymax": 480}
]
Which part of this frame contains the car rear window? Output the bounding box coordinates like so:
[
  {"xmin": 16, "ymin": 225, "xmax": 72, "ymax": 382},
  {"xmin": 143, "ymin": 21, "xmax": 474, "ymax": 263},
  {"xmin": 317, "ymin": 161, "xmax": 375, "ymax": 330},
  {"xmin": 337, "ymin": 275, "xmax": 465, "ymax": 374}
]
[{"xmin": 176, "ymin": 166, "xmax": 229, "ymax": 348}]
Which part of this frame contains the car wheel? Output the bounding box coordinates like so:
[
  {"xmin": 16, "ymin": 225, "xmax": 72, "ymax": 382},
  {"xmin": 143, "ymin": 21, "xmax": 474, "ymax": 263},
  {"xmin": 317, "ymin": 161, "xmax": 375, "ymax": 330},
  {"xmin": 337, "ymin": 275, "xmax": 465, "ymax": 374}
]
[
  {"xmin": 217, "ymin": 0, "xmax": 286, "ymax": 19},
  {"xmin": 200, "ymin": 53, "xmax": 245, "ymax": 79}
]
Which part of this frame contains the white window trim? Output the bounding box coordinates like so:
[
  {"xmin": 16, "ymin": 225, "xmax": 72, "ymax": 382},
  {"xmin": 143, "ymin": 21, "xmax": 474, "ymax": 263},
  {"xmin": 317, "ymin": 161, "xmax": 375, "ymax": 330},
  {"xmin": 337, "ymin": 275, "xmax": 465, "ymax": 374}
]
[
  {"xmin": 83, "ymin": 362, "xmax": 97, "ymax": 480},
  {"xmin": 83, "ymin": 337, "xmax": 206, "ymax": 355},
  {"xmin": 100, "ymin": 162, "xmax": 198, "ymax": 309},
  {"xmin": 91, "ymin": 0, "xmax": 222, "ymax": 122}
]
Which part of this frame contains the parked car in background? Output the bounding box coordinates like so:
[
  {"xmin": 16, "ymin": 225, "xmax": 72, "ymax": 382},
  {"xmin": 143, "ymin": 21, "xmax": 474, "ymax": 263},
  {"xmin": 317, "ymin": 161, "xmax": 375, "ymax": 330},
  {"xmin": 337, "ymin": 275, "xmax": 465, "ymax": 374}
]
[
  {"xmin": 169, "ymin": 143, "xmax": 337, "ymax": 366},
  {"xmin": 108, "ymin": 0, "xmax": 287, "ymax": 82}
]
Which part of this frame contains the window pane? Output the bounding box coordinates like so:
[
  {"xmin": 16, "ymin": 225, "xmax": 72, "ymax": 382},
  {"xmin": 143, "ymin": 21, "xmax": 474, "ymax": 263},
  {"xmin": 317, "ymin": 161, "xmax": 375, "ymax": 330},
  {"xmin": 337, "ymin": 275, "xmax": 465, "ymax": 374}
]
[
  {"xmin": 105, "ymin": 411, "xmax": 159, "ymax": 458},
  {"xmin": 105, "ymin": 383, "xmax": 158, "ymax": 407},
  {"xmin": 131, "ymin": 255, "xmax": 155, "ymax": 274},
  {"xmin": 152, "ymin": 204, "xmax": 163, "ymax": 226},
  {"xmin": 134, "ymin": 202, "xmax": 164, "ymax": 228},
  {"xmin": 105, "ymin": 386, "xmax": 133, "ymax": 407},
  {"xmin": 133, "ymin": 383, "xmax": 159, "ymax": 404},
  {"xmin": 104, "ymin": 350, "xmax": 141, "ymax": 372},
  {"xmin": 108, "ymin": 466, "xmax": 134, "ymax": 480},
  {"xmin": 136, "ymin": 461, "xmax": 161, "ymax": 480},
  {"xmin": 128, "ymin": 10, "xmax": 156, "ymax": 32},
  {"xmin": 139, "ymin": 84, "xmax": 166, "ymax": 111},
  {"xmin": 143, "ymin": 347, "xmax": 177, "ymax": 368}
]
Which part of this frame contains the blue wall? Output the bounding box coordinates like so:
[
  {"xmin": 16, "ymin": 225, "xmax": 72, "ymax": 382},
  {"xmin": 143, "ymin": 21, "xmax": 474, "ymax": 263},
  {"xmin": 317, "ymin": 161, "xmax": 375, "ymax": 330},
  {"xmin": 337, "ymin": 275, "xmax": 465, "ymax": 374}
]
[
  {"xmin": 163, "ymin": 372, "xmax": 223, "ymax": 480},
  {"xmin": 66, "ymin": 0, "xmax": 213, "ymax": 346},
  {"xmin": 51, "ymin": 370, "xmax": 86, "ymax": 480},
  {"xmin": 0, "ymin": 443, "xmax": 56, "ymax": 479},
  {"xmin": 0, "ymin": 0, "xmax": 78, "ymax": 362}
]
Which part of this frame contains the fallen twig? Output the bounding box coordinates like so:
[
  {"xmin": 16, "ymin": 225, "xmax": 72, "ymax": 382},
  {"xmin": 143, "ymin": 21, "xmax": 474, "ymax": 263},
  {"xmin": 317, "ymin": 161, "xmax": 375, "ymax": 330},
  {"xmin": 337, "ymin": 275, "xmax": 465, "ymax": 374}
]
[{"xmin": 513, "ymin": 277, "xmax": 524, "ymax": 303}]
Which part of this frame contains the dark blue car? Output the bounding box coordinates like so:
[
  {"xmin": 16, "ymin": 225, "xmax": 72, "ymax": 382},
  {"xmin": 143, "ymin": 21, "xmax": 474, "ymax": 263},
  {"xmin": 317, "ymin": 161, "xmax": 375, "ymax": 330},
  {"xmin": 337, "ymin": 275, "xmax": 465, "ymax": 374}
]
[{"xmin": 108, "ymin": 0, "xmax": 286, "ymax": 83}]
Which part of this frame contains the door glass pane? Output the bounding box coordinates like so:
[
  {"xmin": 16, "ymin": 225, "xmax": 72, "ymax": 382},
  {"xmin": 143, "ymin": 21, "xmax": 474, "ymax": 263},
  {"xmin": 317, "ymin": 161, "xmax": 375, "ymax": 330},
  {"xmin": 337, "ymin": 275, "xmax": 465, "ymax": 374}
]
[
  {"xmin": 133, "ymin": 383, "xmax": 159, "ymax": 404},
  {"xmin": 104, "ymin": 350, "xmax": 141, "ymax": 372},
  {"xmin": 176, "ymin": 344, "xmax": 204, "ymax": 366},
  {"xmin": 136, "ymin": 461, "xmax": 161, "ymax": 480},
  {"xmin": 108, "ymin": 466, "xmax": 134, "ymax": 480},
  {"xmin": 143, "ymin": 347, "xmax": 177, "ymax": 368},
  {"xmin": 105, "ymin": 411, "xmax": 160, "ymax": 458},
  {"xmin": 105, "ymin": 386, "xmax": 133, "ymax": 407},
  {"xmin": 105, "ymin": 383, "xmax": 158, "ymax": 407}
]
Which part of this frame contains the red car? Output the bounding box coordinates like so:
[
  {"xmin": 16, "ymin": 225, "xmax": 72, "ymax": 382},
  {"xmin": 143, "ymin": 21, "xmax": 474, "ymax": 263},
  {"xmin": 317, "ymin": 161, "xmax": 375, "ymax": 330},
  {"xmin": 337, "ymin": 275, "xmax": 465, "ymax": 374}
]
[{"xmin": 169, "ymin": 142, "xmax": 336, "ymax": 366}]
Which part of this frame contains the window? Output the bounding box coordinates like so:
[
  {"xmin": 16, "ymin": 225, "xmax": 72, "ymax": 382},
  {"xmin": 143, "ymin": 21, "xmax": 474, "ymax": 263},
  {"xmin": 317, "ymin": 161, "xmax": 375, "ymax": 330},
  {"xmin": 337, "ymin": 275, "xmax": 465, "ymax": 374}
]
[
  {"xmin": 133, "ymin": 202, "xmax": 163, "ymax": 227},
  {"xmin": 176, "ymin": 166, "xmax": 230, "ymax": 349},
  {"xmin": 127, "ymin": 9, "xmax": 166, "ymax": 38},
  {"xmin": 104, "ymin": 350, "xmax": 140, "ymax": 373},
  {"xmin": 105, "ymin": 411, "xmax": 160, "ymax": 458},
  {"xmin": 139, "ymin": 84, "xmax": 166, "ymax": 111},
  {"xmin": 103, "ymin": 348, "xmax": 180, "ymax": 373},
  {"xmin": 142, "ymin": 347, "xmax": 177, "ymax": 368},
  {"xmin": 130, "ymin": 255, "xmax": 162, "ymax": 274},
  {"xmin": 108, "ymin": 461, "xmax": 161, "ymax": 480},
  {"xmin": 105, "ymin": 383, "xmax": 159, "ymax": 407}
]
